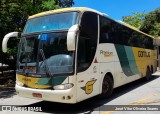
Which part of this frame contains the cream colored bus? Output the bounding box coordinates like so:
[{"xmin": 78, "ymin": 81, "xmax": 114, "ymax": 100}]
[{"xmin": 2, "ymin": 7, "xmax": 157, "ymax": 103}]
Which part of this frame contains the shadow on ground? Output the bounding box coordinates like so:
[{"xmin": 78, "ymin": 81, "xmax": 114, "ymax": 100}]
[
  {"xmin": 22, "ymin": 75, "xmax": 160, "ymax": 114},
  {"xmin": 0, "ymin": 87, "xmax": 16, "ymax": 99}
]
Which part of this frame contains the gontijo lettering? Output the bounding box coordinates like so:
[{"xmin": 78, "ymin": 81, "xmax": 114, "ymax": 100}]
[{"xmin": 138, "ymin": 51, "xmax": 150, "ymax": 57}]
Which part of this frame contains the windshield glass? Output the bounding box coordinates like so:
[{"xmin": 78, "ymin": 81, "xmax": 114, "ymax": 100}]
[
  {"xmin": 39, "ymin": 32, "xmax": 74, "ymax": 74},
  {"xmin": 17, "ymin": 35, "xmax": 39, "ymax": 73},
  {"xmin": 23, "ymin": 12, "xmax": 79, "ymax": 34},
  {"xmin": 17, "ymin": 32, "xmax": 74, "ymax": 75}
]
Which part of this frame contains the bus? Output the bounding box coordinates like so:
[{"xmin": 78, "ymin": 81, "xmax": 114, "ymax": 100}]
[{"xmin": 2, "ymin": 7, "xmax": 158, "ymax": 103}]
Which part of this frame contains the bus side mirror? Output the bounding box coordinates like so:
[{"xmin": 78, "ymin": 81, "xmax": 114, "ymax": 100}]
[
  {"xmin": 67, "ymin": 24, "xmax": 79, "ymax": 51},
  {"xmin": 2, "ymin": 32, "xmax": 21, "ymax": 53}
]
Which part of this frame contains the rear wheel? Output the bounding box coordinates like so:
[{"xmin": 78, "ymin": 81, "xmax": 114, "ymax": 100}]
[{"xmin": 99, "ymin": 75, "xmax": 113, "ymax": 98}]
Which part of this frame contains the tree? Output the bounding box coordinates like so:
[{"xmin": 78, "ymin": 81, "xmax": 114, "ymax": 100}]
[
  {"xmin": 140, "ymin": 8, "xmax": 160, "ymax": 37},
  {"xmin": 123, "ymin": 8, "xmax": 160, "ymax": 38},
  {"xmin": 55, "ymin": 0, "xmax": 74, "ymax": 7},
  {"xmin": 123, "ymin": 11, "xmax": 146, "ymax": 29}
]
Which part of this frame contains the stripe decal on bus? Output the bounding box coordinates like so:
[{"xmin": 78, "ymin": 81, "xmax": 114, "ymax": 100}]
[
  {"xmin": 115, "ymin": 44, "xmax": 139, "ymax": 76},
  {"xmin": 17, "ymin": 74, "xmax": 67, "ymax": 88},
  {"xmin": 124, "ymin": 46, "xmax": 139, "ymax": 75},
  {"xmin": 37, "ymin": 76, "xmax": 67, "ymax": 86}
]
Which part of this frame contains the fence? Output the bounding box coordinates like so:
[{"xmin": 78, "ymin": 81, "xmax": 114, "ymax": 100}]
[{"xmin": 0, "ymin": 64, "xmax": 16, "ymax": 87}]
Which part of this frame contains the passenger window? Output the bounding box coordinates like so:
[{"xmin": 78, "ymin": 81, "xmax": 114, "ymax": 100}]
[{"xmin": 100, "ymin": 16, "xmax": 114, "ymax": 43}]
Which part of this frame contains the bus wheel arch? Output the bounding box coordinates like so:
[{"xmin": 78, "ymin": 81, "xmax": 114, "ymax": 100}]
[{"xmin": 99, "ymin": 72, "xmax": 114, "ymax": 98}]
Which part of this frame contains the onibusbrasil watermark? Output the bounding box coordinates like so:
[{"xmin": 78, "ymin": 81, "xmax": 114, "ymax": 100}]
[{"xmin": 1, "ymin": 106, "xmax": 42, "ymax": 112}]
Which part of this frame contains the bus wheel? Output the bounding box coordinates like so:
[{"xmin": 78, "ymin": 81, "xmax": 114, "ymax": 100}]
[
  {"xmin": 146, "ymin": 67, "xmax": 152, "ymax": 80},
  {"xmin": 100, "ymin": 75, "xmax": 113, "ymax": 98}
]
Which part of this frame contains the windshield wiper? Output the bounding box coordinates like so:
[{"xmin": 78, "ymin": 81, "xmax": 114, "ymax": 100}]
[{"xmin": 39, "ymin": 49, "xmax": 52, "ymax": 77}]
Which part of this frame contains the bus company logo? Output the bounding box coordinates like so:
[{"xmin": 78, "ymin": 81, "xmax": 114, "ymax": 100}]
[
  {"xmin": 138, "ymin": 51, "xmax": 150, "ymax": 57},
  {"xmin": 81, "ymin": 79, "xmax": 97, "ymax": 94},
  {"xmin": 100, "ymin": 50, "xmax": 114, "ymax": 58}
]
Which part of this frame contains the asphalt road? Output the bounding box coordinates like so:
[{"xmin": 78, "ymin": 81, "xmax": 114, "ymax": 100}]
[{"xmin": 0, "ymin": 75, "xmax": 160, "ymax": 114}]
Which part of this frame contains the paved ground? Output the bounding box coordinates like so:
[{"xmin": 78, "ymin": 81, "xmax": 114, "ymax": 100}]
[{"xmin": 0, "ymin": 75, "xmax": 160, "ymax": 114}]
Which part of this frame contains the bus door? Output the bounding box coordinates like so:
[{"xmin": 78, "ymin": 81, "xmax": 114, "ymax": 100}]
[{"xmin": 76, "ymin": 11, "xmax": 100, "ymax": 102}]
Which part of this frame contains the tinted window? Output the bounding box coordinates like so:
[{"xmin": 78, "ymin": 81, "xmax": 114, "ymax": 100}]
[
  {"xmin": 100, "ymin": 16, "xmax": 114, "ymax": 43},
  {"xmin": 80, "ymin": 12, "xmax": 98, "ymax": 39},
  {"xmin": 99, "ymin": 16, "xmax": 153, "ymax": 49},
  {"xmin": 77, "ymin": 12, "xmax": 98, "ymax": 72}
]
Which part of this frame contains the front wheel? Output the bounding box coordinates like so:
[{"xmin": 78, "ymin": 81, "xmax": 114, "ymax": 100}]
[{"xmin": 99, "ymin": 75, "xmax": 113, "ymax": 98}]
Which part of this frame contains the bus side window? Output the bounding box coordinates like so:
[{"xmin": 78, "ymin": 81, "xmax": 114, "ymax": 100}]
[
  {"xmin": 99, "ymin": 16, "xmax": 114, "ymax": 43},
  {"xmin": 77, "ymin": 12, "xmax": 98, "ymax": 72}
]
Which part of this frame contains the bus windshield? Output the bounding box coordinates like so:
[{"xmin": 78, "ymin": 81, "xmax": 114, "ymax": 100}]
[
  {"xmin": 17, "ymin": 11, "xmax": 79, "ymax": 75},
  {"xmin": 17, "ymin": 32, "xmax": 74, "ymax": 75},
  {"xmin": 23, "ymin": 12, "xmax": 79, "ymax": 34},
  {"xmin": 17, "ymin": 35, "xmax": 39, "ymax": 74},
  {"xmin": 39, "ymin": 32, "xmax": 74, "ymax": 74}
]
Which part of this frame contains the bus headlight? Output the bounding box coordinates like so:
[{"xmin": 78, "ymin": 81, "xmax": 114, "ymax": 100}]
[
  {"xmin": 16, "ymin": 80, "xmax": 24, "ymax": 87},
  {"xmin": 53, "ymin": 83, "xmax": 74, "ymax": 90}
]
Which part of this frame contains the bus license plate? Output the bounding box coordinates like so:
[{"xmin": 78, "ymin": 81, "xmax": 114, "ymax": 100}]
[{"xmin": 32, "ymin": 93, "xmax": 42, "ymax": 98}]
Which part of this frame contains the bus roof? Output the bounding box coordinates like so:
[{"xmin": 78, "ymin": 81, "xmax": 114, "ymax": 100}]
[
  {"xmin": 29, "ymin": 7, "xmax": 103, "ymax": 19},
  {"xmin": 29, "ymin": 7, "xmax": 154, "ymax": 39}
]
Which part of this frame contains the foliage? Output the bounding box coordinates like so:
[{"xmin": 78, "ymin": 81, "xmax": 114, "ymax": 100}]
[
  {"xmin": 123, "ymin": 11, "xmax": 146, "ymax": 29},
  {"xmin": 42, "ymin": 0, "xmax": 59, "ymax": 10},
  {"xmin": 123, "ymin": 8, "xmax": 160, "ymax": 38},
  {"xmin": 140, "ymin": 8, "xmax": 160, "ymax": 37},
  {"xmin": 55, "ymin": 0, "xmax": 74, "ymax": 7}
]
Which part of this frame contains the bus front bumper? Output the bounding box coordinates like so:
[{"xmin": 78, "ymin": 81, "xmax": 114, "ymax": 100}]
[{"xmin": 15, "ymin": 84, "xmax": 76, "ymax": 104}]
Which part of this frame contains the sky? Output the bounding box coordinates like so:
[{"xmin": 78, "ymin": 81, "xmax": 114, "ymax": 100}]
[{"xmin": 73, "ymin": 0, "xmax": 160, "ymax": 20}]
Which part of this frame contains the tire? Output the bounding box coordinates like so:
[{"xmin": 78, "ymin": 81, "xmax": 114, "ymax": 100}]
[
  {"xmin": 99, "ymin": 75, "xmax": 113, "ymax": 98},
  {"xmin": 145, "ymin": 67, "xmax": 152, "ymax": 81}
]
